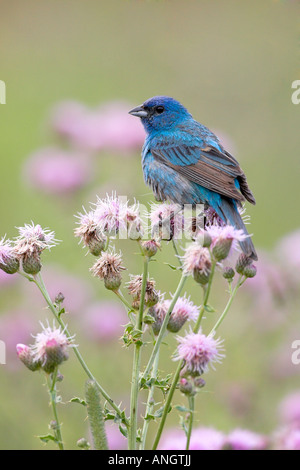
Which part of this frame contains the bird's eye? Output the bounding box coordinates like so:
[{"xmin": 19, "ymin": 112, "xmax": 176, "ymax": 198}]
[{"xmin": 155, "ymin": 106, "xmax": 164, "ymax": 114}]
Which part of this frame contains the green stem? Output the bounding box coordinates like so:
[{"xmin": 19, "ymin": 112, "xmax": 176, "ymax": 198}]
[
  {"xmin": 141, "ymin": 273, "xmax": 187, "ymax": 382},
  {"xmin": 152, "ymin": 262, "xmax": 216, "ymax": 450},
  {"xmin": 193, "ymin": 258, "xmax": 216, "ymax": 333},
  {"xmin": 172, "ymin": 239, "xmax": 182, "ymax": 266},
  {"xmin": 48, "ymin": 368, "xmax": 64, "ymax": 450},
  {"xmin": 185, "ymin": 395, "xmax": 194, "ymax": 450},
  {"xmin": 33, "ymin": 272, "xmax": 128, "ymax": 427},
  {"xmin": 139, "ymin": 352, "xmax": 160, "ymax": 450},
  {"xmin": 152, "ymin": 362, "xmax": 182, "ymax": 450},
  {"xmin": 128, "ymin": 256, "xmax": 149, "ymax": 450},
  {"xmin": 209, "ymin": 274, "xmax": 245, "ymax": 334}
]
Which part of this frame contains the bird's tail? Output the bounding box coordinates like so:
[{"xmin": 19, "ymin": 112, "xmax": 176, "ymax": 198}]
[{"xmin": 217, "ymin": 199, "xmax": 258, "ymax": 261}]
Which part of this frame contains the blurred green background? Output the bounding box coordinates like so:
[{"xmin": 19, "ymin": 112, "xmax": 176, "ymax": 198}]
[{"xmin": 0, "ymin": 0, "xmax": 299, "ymax": 450}]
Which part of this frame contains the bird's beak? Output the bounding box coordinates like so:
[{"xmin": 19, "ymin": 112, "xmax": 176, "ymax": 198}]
[{"xmin": 128, "ymin": 105, "xmax": 148, "ymax": 118}]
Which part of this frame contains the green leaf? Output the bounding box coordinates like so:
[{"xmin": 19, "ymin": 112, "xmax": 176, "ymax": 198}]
[
  {"xmin": 175, "ymin": 405, "xmax": 192, "ymax": 413},
  {"xmin": 38, "ymin": 433, "xmax": 58, "ymax": 444},
  {"xmin": 163, "ymin": 262, "xmax": 178, "ymax": 271},
  {"xmin": 70, "ymin": 397, "xmax": 87, "ymax": 406},
  {"xmin": 204, "ymin": 304, "xmax": 216, "ymax": 313}
]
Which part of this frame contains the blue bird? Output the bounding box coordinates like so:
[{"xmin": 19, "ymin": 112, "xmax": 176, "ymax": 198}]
[{"xmin": 129, "ymin": 96, "xmax": 257, "ymax": 260}]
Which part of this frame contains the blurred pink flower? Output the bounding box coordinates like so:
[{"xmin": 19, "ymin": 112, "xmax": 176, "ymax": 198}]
[
  {"xmin": 24, "ymin": 147, "xmax": 93, "ymax": 194},
  {"xmin": 226, "ymin": 428, "xmax": 267, "ymax": 450},
  {"xmin": 23, "ymin": 265, "xmax": 93, "ymax": 315},
  {"xmin": 81, "ymin": 300, "xmax": 127, "ymax": 342},
  {"xmin": 279, "ymin": 392, "xmax": 300, "ymax": 425},
  {"xmin": 159, "ymin": 427, "xmax": 225, "ymax": 450},
  {"xmin": 243, "ymin": 250, "xmax": 287, "ymax": 329},
  {"xmin": 50, "ymin": 101, "xmax": 145, "ymax": 153},
  {"xmin": 105, "ymin": 424, "xmax": 127, "ymax": 450},
  {"xmin": 0, "ymin": 268, "xmax": 18, "ymax": 287},
  {"xmin": 276, "ymin": 229, "xmax": 300, "ymax": 285},
  {"xmin": 274, "ymin": 425, "xmax": 300, "ymax": 450},
  {"xmin": 0, "ymin": 310, "xmax": 35, "ymax": 369}
]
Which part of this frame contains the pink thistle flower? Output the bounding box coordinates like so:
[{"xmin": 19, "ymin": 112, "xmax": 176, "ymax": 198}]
[
  {"xmin": 206, "ymin": 224, "xmax": 248, "ymax": 260},
  {"xmin": 32, "ymin": 321, "xmax": 74, "ymax": 373},
  {"xmin": 174, "ymin": 328, "xmax": 224, "ymax": 376},
  {"xmin": 23, "ymin": 147, "xmax": 93, "ymax": 194},
  {"xmin": 150, "ymin": 203, "xmax": 184, "ymax": 240},
  {"xmin": 15, "ymin": 222, "xmax": 58, "ymax": 255},
  {"xmin": 226, "ymin": 429, "xmax": 267, "ymax": 450},
  {"xmin": 94, "ymin": 194, "xmax": 129, "ymax": 236},
  {"xmin": 278, "ymin": 392, "xmax": 300, "ymax": 426},
  {"xmin": 165, "ymin": 295, "xmax": 199, "ymax": 333},
  {"xmin": 148, "ymin": 294, "xmax": 168, "ymax": 336}
]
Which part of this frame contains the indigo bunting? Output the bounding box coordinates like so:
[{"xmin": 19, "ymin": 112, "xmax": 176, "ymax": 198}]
[{"xmin": 129, "ymin": 96, "xmax": 257, "ymax": 260}]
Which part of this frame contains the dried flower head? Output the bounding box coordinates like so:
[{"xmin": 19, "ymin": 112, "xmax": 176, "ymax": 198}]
[
  {"xmin": 31, "ymin": 321, "xmax": 73, "ymax": 374},
  {"xmin": 174, "ymin": 328, "xmax": 224, "ymax": 377},
  {"xmin": 91, "ymin": 249, "xmax": 125, "ymax": 290},
  {"xmin": 0, "ymin": 237, "xmax": 19, "ymax": 274},
  {"xmin": 14, "ymin": 223, "xmax": 58, "ymax": 275},
  {"xmin": 127, "ymin": 274, "xmax": 159, "ymax": 309},
  {"xmin": 75, "ymin": 209, "xmax": 106, "ymax": 256},
  {"xmin": 150, "ymin": 203, "xmax": 184, "ymax": 240}
]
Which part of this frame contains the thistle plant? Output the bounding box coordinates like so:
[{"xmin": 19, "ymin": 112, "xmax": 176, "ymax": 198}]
[{"xmin": 0, "ymin": 195, "xmax": 257, "ymax": 450}]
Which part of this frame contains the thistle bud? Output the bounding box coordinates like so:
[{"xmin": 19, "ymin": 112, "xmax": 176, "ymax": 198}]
[
  {"xmin": 179, "ymin": 378, "xmax": 194, "ymax": 396},
  {"xmin": 16, "ymin": 344, "xmax": 41, "ymax": 372},
  {"xmin": 104, "ymin": 271, "xmax": 123, "ymax": 291},
  {"xmin": 235, "ymin": 254, "xmax": 252, "ymax": 275},
  {"xmin": 87, "ymin": 231, "xmax": 106, "ymax": 257},
  {"xmin": 55, "ymin": 292, "xmax": 65, "ymax": 304},
  {"xmin": 193, "ymin": 377, "xmax": 206, "ymax": 389},
  {"xmin": 141, "ymin": 239, "xmax": 160, "ymax": 258},
  {"xmin": 42, "ymin": 337, "xmax": 69, "ymax": 374},
  {"xmin": 77, "ymin": 438, "xmax": 91, "ymax": 450},
  {"xmin": 127, "ymin": 275, "xmax": 159, "ymax": 309},
  {"xmin": 31, "ymin": 322, "xmax": 73, "ymax": 374},
  {"xmin": 212, "ymin": 238, "xmax": 233, "ymax": 261},
  {"xmin": 222, "ymin": 267, "xmax": 235, "ymax": 280},
  {"xmin": 243, "ymin": 264, "xmax": 257, "ymax": 278},
  {"xmin": 193, "ymin": 267, "xmax": 211, "ymax": 285},
  {"xmin": 0, "ymin": 237, "xmax": 19, "ymax": 274},
  {"xmin": 22, "ymin": 251, "xmax": 42, "ymax": 275},
  {"xmin": 0, "ymin": 257, "xmax": 20, "ymax": 275}
]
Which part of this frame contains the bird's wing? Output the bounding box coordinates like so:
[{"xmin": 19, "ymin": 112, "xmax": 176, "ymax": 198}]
[{"xmin": 151, "ymin": 143, "xmax": 255, "ymax": 203}]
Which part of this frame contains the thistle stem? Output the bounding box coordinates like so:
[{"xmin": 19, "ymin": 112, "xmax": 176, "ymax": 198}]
[
  {"xmin": 32, "ymin": 272, "xmax": 128, "ymax": 427},
  {"xmin": 128, "ymin": 256, "xmax": 149, "ymax": 450},
  {"xmin": 139, "ymin": 352, "xmax": 160, "ymax": 450},
  {"xmin": 185, "ymin": 395, "xmax": 194, "ymax": 450},
  {"xmin": 141, "ymin": 273, "xmax": 187, "ymax": 382},
  {"xmin": 152, "ymin": 262, "xmax": 216, "ymax": 450},
  {"xmin": 48, "ymin": 367, "xmax": 64, "ymax": 450},
  {"xmin": 193, "ymin": 258, "xmax": 216, "ymax": 333},
  {"xmin": 209, "ymin": 274, "xmax": 245, "ymax": 334}
]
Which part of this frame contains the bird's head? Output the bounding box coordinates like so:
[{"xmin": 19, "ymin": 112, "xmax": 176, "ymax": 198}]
[{"xmin": 129, "ymin": 96, "xmax": 192, "ymax": 133}]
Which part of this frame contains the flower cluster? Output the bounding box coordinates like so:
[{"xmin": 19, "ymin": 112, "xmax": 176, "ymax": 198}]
[
  {"xmin": 17, "ymin": 322, "xmax": 73, "ymax": 374},
  {"xmin": 0, "ymin": 223, "xmax": 58, "ymax": 276}
]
